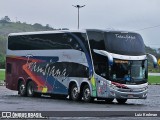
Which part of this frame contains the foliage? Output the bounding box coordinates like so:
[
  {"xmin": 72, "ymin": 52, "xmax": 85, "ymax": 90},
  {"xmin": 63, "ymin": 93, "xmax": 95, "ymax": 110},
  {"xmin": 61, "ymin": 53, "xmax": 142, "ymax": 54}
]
[
  {"xmin": 0, "ymin": 53, "xmax": 5, "ymax": 69},
  {"xmin": 148, "ymin": 76, "xmax": 160, "ymax": 84},
  {"xmin": 0, "ymin": 16, "xmax": 55, "ymax": 68},
  {"xmin": 0, "ymin": 70, "xmax": 5, "ymax": 80},
  {"xmin": 145, "ymin": 46, "xmax": 160, "ymax": 72},
  {"xmin": 0, "ymin": 16, "xmax": 11, "ymax": 25}
]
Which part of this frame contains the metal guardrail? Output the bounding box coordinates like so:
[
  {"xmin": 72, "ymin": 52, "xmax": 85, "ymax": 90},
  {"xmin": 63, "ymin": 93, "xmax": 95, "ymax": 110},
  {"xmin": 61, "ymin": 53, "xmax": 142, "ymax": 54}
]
[
  {"xmin": 148, "ymin": 73, "xmax": 160, "ymax": 76},
  {"xmin": 0, "ymin": 69, "xmax": 5, "ymax": 70},
  {"xmin": 0, "ymin": 82, "xmax": 5, "ymax": 86}
]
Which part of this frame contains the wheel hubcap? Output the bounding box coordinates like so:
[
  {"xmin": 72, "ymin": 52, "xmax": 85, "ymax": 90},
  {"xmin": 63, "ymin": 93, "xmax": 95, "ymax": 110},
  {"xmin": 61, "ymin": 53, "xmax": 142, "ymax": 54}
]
[
  {"xmin": 84, "ymin": 88, "xmax": 90, "ymax": 100},
  {"xmin": 20, "ymin": 84, "xmax": 25, "ymax": 94},
  {"xmin": 72, "ymin": 87, "xmax": 78, "ymax": 99}
]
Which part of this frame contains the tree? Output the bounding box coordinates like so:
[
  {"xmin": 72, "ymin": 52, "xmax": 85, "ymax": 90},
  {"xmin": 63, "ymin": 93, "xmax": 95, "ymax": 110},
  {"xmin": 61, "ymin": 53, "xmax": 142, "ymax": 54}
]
[
  {"xmin": 45, "ymin": 24, "xmax": 53, "ymax": 30},
  {"xmin": 0, "ymin": 16, "xmax": 11, "ymax": 22},
  {"xmin": 3, "ymin": 16, "xmax": 11, "ymax": 22},
  {"xmin": 33, "ymin": 23, "xmax": 43, "ymax": 29},
  {"xmin": 0, "ymin": 16, "xmax": 11, "ymax": 26},
  {"xmin": 158, "ymin": 48, "xmax": 160, "ymax": 54}
]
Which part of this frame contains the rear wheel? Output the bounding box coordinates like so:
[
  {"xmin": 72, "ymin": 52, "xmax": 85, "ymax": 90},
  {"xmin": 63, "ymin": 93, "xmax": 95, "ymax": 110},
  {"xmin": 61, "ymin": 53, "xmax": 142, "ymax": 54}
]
[
  {"xmin": 18, "ymin": 81, "xmax": 26, "ymax": 96},
  {"xmin": 116, "ymin": 98, "xmax": 127, "ymax": 104},
  {"xmin": 70, "ymin": 84, "xmax": 81, "ymax": 101},
  {"xmin": 82, "ymin": 84, "xmax": 93, "ymax": 102},
  {"xmin": 27, "ymin": 81, "xmax": 35, "ymax": 97}
]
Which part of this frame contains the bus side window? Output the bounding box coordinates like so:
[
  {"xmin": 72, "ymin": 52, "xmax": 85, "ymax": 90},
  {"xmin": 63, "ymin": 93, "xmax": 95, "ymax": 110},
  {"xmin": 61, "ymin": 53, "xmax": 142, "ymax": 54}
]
[{"xmin": 7, "ymin": 63, "xmax": 12, "ymax": 74}]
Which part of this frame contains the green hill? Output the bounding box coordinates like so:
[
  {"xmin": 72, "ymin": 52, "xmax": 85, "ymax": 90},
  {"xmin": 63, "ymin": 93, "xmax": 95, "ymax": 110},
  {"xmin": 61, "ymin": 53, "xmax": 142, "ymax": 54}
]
[
  {"xmin": 0, "ymin": 16, "xmax": 54, "ymax": 68},
  {"xmin": 0, "ymin": 22, "xmax": 53, "ymax": 35}
]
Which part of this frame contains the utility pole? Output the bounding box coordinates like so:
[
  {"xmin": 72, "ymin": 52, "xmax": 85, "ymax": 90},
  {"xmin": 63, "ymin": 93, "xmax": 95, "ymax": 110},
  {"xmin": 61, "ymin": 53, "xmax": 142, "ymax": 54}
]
[{"xmin": 72, "ymin": 5, "xmax": 85, "ymax": 29}]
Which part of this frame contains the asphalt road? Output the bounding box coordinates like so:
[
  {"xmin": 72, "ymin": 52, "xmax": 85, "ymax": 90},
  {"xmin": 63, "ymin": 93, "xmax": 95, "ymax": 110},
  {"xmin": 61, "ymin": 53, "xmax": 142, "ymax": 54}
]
[{"xmin": 0, "ymin": 85, "xmax": 160, "ymax": 120}]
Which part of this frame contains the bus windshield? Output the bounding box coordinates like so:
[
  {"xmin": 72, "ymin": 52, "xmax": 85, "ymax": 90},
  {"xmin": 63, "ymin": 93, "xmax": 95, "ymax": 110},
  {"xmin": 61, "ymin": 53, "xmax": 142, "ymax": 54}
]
[
  {"xmin": 104, "ymin": 32, "xmax": 146, "ymax": 56},
  {"xmin": 110, "ymin": 59, "xmax": 147, "ymax": 84}
]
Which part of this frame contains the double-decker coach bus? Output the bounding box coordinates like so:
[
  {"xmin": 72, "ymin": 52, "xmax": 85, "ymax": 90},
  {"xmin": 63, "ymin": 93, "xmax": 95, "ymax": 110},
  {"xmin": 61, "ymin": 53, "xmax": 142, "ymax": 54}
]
[{"xmin": 6, "ymin": 29, "xmax": 157, "ymax": 103}]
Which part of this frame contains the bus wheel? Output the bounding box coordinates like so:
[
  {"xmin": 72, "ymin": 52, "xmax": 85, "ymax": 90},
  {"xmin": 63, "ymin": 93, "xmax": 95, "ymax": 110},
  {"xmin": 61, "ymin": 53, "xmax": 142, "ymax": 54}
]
[
  {"xmin": 82, "ymin": 84, "xmax": 93, "ymax": 102},
  {"xmin": 70, "ymin": 84, "xmax": 81, "ymax": 101},
  {"xmin": 116, "ymin": 98, "xmax": 127, "ymax": 104},
  {"xmin": 27, "ymin": 81, "xmax": 35, "ymax": 97},
  {"xmin": 18, "ymin": 81, "xmax": 26, "ymax": 96},
  {"xmin": 105, "ymin": 98, "xmax": 114, "ymax": 103}
]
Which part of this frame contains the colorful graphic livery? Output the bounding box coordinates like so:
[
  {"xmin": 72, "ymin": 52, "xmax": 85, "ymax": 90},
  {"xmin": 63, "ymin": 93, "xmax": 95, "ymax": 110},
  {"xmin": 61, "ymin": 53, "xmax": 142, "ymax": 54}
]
[{"xmin": 6, "ymin": 29, "xmax": 157, "ymax": 103}]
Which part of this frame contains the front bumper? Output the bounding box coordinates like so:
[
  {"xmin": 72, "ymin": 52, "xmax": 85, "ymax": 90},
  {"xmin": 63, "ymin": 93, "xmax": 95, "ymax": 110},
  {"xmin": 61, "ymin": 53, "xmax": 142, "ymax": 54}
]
[{"xmin": 108, "ymin": 87, "xmax": 148, "ymax": 99}]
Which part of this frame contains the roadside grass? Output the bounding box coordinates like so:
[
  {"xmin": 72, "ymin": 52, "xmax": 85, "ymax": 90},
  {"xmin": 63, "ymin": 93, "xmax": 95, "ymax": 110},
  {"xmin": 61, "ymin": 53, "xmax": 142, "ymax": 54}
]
[
  {"xmin": 148, "ymin": 76, "xmax": 160, "ymax": 84},
  {"xmin": 0, "ymin": 70, "xmax": 5, "ymax": 82},
  {"xmin": 0, "ymin": 70, "xmax": 5, "ymax": 81}
]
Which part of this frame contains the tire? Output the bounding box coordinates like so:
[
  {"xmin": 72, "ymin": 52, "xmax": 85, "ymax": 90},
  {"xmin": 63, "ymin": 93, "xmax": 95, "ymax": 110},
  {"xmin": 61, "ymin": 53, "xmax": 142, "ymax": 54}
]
[
  {"xmin": 82, "ymin": 84, "xmax": 93, "ymax": 102},
  {"xmin": 27, "ymin": 81, "xmax": 35, "ymax": 97},
  {"xmin": 70, "ymin": 84, "xmax": 81, "ymax": 101},
  {"xmin": 116, "ymin": 98, "xmax": 127, "ymax": 104},
  {"xmin": 105, "ymin": 98, "xmax": 114, "ymax": 103},
  {"xmin": 18, "ymin": 81, "xmax": 26, "ymax": 96}
]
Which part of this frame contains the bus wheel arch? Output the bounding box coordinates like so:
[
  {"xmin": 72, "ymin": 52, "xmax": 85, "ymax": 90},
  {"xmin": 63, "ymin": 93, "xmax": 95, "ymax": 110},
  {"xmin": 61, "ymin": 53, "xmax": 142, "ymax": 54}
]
[
  {"xmin": 69, "ymin": 81, "xmax": 81, "ymax": 101},
  {"xmin": 18, "ymin": 79, "xmax": 26, "ymax": 96}
]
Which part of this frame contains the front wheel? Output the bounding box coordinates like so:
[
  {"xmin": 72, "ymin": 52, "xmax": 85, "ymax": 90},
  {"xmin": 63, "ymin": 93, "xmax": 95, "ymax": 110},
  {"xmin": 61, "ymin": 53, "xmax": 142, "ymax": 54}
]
[
  {"xmin": 116, "ymin": 98, "xmax": 127, "ymax": 104},
  {"xmin": 82, "ymin": 85, "xmax": 93, "ymax": 102},
  {"xmin": 27, "ymin": 81, "xmax": 35, "ymax": 97}
]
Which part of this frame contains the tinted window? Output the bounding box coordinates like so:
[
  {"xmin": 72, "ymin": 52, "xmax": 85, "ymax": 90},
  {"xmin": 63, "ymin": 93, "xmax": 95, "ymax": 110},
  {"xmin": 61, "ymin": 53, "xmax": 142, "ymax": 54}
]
[
  {"xmin": 8, "ymin": 33, "xmax": 85, "ymax": 51},
  {"xmin": 87, "ymin": 31, "xmax": 109, "ymax": 78},
  {"xmin": 92, "ymin": 53, "xmax": 109, "ymax": 79},
  {"xmin": 87, "ymin": 31, "xmax": 105, "ymax": 50},
  {"xmin": 105, "ymin": 32, "xmax": 146, "ymax": 55},
  {"xmin": 73, "ymin": 33, "xmax": 90, "ymax": 52}
]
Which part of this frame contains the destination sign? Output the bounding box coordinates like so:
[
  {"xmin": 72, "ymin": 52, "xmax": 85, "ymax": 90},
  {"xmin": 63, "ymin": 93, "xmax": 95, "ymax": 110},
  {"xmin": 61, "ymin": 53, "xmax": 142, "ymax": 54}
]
[
  {"xmin": 115, "ymin": 34, "xmax": 136, "ymax": 40},
  {"xmin": 114, "ymin": 60, "xmax": 129, "ymax": 64}
]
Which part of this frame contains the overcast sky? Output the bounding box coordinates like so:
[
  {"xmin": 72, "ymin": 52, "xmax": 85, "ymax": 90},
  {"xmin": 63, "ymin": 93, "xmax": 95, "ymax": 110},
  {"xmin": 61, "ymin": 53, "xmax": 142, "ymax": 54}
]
[{"xmin": 0, "ymin": 0, "xmax": 160, "ymax": 48}]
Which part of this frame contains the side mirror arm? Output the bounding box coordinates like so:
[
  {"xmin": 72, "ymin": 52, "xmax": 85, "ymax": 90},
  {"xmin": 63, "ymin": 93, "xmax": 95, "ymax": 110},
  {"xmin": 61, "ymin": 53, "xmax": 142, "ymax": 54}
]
[{"xmin": 147, "ymin": 53, "xmax": 157, "ymax": 68}]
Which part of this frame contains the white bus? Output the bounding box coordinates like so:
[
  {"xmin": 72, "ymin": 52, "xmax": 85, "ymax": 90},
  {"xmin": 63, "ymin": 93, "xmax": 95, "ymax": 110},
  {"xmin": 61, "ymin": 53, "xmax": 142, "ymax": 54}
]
[{"xmin": 6, "ymin": 29, "xmax": 157, "ymax": 103}]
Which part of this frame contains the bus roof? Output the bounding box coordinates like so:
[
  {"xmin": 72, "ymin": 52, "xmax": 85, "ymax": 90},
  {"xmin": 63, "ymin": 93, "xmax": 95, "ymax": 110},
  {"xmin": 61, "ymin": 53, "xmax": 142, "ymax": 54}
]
[
  {"xmin": 86, "ymin": 29, "xmax": 138, "ymax": 34},
  {"xmin": 8, "ymin": 29, "xmax": 139, "ymax": 36},
  {"xmin": 9, "ymin": 29, "xmax": 86, "ymax": 36}
]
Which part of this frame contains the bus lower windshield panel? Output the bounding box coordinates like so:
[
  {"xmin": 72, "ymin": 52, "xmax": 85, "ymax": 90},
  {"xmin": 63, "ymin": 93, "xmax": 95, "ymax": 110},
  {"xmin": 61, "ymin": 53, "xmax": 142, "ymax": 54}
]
[{"xmin": 110, "ymin": 59, "xmax": 147, "ymax": 84}]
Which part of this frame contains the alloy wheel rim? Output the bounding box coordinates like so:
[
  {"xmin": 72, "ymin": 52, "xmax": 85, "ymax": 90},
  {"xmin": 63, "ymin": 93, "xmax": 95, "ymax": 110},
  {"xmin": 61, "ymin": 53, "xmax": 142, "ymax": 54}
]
[
  {"xmin": 20, "ymin": 84, "xmax": 25, "ymax": 94},
  {"xmin": 72, "ymin": 87, "xmax": 78, "ymax": 99},
  {"xmin": 84, "ymin": 88, "xmax": 90, "ymax": 100}
]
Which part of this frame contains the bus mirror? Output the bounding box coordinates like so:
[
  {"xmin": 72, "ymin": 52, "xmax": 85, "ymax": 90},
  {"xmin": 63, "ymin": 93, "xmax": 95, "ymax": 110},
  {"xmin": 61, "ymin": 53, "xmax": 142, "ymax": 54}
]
[
  {"xmin": 147, "ymin": 53, "xmax": 157, "ymax": 68},
  {"xmin": 93, "ymin": 49, "xmax": 113, "ymax": 65}
]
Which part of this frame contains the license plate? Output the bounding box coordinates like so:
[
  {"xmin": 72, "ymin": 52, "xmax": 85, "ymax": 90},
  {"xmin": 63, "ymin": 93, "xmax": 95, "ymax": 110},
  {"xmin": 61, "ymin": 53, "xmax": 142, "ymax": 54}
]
[{"xmin": 128, "ymin": 94, "xmax": 133, "ymax": 97}]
